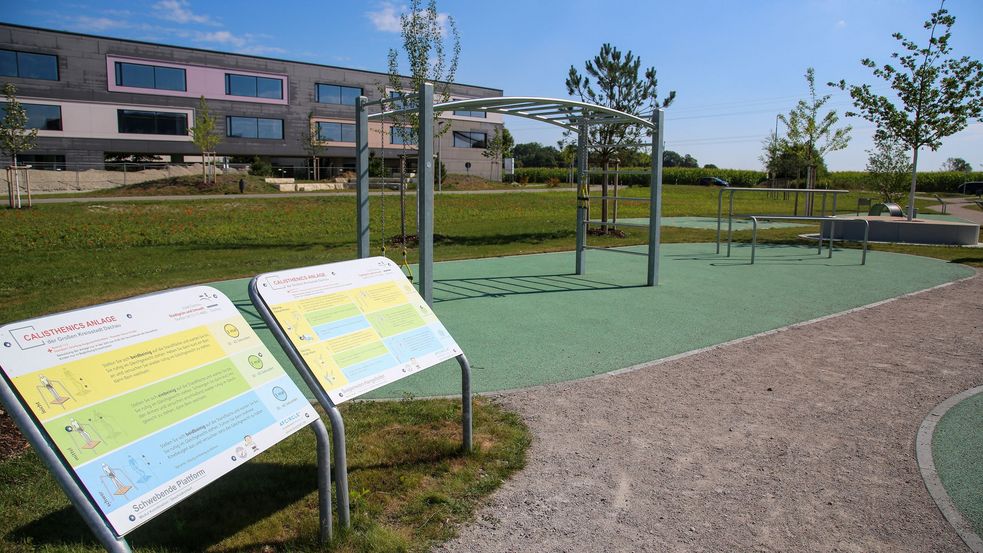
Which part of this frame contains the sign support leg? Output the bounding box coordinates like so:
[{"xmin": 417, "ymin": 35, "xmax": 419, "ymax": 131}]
[
  {"xmin": 324, "ymin": 405, "xmax": 351, "ymax": 528},
  {"xmin": 456, "ymin": 354, "xmax": 473, "ymax": 452},
  {"xmin": 355, "ymin": 96, "xmax": 370, "ymax": 259},
  {"xmin": 310, "ymin": 418, "xmax": 333, "ymax": 543},
  {"xmin": 0, "ymin": 381, "xmax": 132, "ymax": 553}
]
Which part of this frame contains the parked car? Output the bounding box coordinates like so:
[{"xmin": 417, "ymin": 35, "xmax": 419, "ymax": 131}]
[
  {"xmin": 698, "ymin": 177, "xmax": 730, "ymax": 187},
  {"xmin": 958, "ymin": 181, "xmax": 983, "ymax": 196}
]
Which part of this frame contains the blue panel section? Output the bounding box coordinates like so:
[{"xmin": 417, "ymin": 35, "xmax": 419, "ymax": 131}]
[
  {"xmin": 72, "ymin": 392, "xmax": 275, "ymax": 515},
  {"xmin": 341, "ymin": 353, "xmax": 400, "ymax": 382},
  {"xmin": 383, "ymin": 327, "xmax": 444, "ymax": 363},
  {"xmin": 311, "ymin": 315, "xmax": 371, "ymax": 341}
]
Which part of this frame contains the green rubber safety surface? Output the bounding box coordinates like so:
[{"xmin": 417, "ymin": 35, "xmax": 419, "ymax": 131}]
[
  {"xmin": 213, "ymin": 243, "xmax": 972, "ymax": 399},
  {"xmin": 932, "ymin": 390, "xmax": 983, "ymax": 535}
]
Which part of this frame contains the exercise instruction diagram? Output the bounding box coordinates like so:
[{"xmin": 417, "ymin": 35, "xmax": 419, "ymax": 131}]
[
  {"xmin": 254, "ymin": 257, "xmax": 462, "ymax": 403},
  {"xmin": 0, "ymin": 286, "xmax": 317, "ymax": 535}
]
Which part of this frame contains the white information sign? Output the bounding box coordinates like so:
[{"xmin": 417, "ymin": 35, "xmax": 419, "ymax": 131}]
[
  {"xmin": 252, "ymin": 257, "xmax": 462, "ymax": 404},
  {"xmin": 0, "ymin": 286, "xmax": 317, "ymax": 535}
]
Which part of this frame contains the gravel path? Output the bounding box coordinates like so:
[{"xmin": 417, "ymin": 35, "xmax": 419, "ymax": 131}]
[{"xmin": 436, "ymin": 270, "xmax": 983, "ymax": 552}]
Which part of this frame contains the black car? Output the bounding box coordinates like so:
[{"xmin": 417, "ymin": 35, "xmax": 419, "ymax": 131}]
[{"xmin": 698, "ymin": 177, "xmax": 730, "ymax": 187}]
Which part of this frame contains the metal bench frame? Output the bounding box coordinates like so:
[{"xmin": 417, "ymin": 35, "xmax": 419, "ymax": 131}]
[{"xmin": 748, "ymin": 215, "xmax": 869, "ymax": 265}]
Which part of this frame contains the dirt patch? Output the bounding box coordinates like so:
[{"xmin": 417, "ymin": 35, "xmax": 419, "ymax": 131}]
[
  {"xmin": 0, "ymin": 409, "xmax": 29, "ymax": 461},
  {"xmin": 435, "ymin": 270, "xmax": 983, "ymax": 552}
]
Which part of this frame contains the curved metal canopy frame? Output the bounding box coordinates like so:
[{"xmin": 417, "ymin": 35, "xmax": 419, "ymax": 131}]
[{"xmin": 368, "ymin": 96, "xmax": 656, "ymax": 135}]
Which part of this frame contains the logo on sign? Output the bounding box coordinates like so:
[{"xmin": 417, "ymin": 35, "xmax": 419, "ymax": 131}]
[{"xmin": 9, "ymin": 326, "xmax": 46, "ymax": 350}]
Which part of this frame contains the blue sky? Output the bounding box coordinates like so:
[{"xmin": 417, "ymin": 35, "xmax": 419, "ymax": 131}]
[{"xmin": 5, "ymin": 0, "xmax": 983, "ymax": 170}]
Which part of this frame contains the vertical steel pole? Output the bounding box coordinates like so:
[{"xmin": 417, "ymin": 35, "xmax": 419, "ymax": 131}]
[
  {"xmin": 456, "ymin": 354, "xmax": 473, "ymax": 452},
  {"xmin": 575, "ymin": 118, "xmax": 589, "ymax": 275},
  {"xmin": 716, "ymin": 188, "xmax": 724, "ymax": 254},
  {"xmin": 727, "ymin": 190, "xmax": 735, "ymax": 257},
  {"xmin": 310, "ymin": 419, "xmax": 333, "ymax": 543},
  {"xmin": 417, "ymin": 82, "xmax": 434, "ymax": 305},
  {"xmin": 324, "ymin": 405, "xmax": 350, "ymax": 528},
  {"xmin": 356, "ymin": 96, "xmax": 370, "ymax": 258},
  {"xmin": 832, "ymin": 193, "xmax": 838, "ymax": 218},
  {"xmin": 0, "ymin": 381, "xmax": 133, "ymax": 553},
  {"xmin": 647, "ymin": 109, "xmax": 664, "ymax": 286},
  {"xmin": 751, "ymin": 217, "xmax": 757, "ymax": 264}
]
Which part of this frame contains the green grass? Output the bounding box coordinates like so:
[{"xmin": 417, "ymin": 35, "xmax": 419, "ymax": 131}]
[
  {"xmin": 2, "ymin": 186, "xmax": 979, "ymax": 323},
  {"xmin": 0, "ymin": 398, "xmax": 530, "ymax": 552}
]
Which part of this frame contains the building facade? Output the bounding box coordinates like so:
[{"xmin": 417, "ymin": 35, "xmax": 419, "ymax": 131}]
[{"xmin": 0, "ymin": 23, "xmax": 504, "ymax": 180}]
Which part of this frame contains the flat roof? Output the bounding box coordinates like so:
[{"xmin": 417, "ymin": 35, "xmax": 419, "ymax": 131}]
[{"xmin": 0, "ymin": 22, "xmax": 503, "ymax": 94}]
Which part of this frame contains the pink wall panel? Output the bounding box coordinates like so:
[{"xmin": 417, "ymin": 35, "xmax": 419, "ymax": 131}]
[{"xmin": 105, "ymin": 55, "xmax": 289, "ymax": 105}]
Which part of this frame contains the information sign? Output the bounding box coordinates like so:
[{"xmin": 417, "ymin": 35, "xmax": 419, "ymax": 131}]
[
  {"xmin": 0, "ymin": 286, "xmax": 317, "ymax": 535},
  {"xmin": 251, "ymin": 257, "xmax": 462, "ymax": 403}
]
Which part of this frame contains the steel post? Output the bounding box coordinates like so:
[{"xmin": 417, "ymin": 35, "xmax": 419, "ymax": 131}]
[
  {"xmin": 575, "ymin": 118, "xmax": 588, "ymax": 275},
  {"xmin": 647, "ymin": 109, "xmax": 664, "ymax": 286},
  {"xmin": 716, "ymin": 188, "xmax": 724, "ymax": 254},
  {"xmin": 751, "ymin": 217, "xmax": 758, "ymax": 264},
  {"xmin": 457, "ymin": 354, "xmax": 473, "ymax": 451},
  {"xmin": 310, "ymin": 418, "xmax": 333, "ymax": 543},
  {"xmin": 355, "ymin": 96, "xmax": 370, "ymax": 258},
  {"xmin": 417, "ymin": 82, "xmax": 435, "ymax": 305},
  {"xmin": 726, "ymin": 190, "xmax": 735, "ymax": 257},
  {"xmin": 324, "ymin": 404, "xmax": 350, "ymax": 528}
]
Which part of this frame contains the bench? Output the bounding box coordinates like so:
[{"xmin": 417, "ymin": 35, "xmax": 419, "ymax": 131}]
[
  {"xmin": 856, "ymin": 197, "xmax": 872, "ymax": 215},
  {"xmin": 747, "ymin": 215, "xmax": 869, "ymax": 266}
]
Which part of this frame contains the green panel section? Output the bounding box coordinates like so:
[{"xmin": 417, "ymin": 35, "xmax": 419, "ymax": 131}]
[
  {"xmin": 333, "ymin": 341, "xmax": 389, "ymax": 368},
  {"xmin": 932, "ymin": 390, "xmax": 983, "ymax": 535},
  {"xmin": 365, "ymin": 304, "xmax": 426, "ymax": 337},
  {"xmin": 216, "ymin": 244, "xmax": 972, "ymax": 400},
  {"xmin": 305, "ymin": 303, "xmax": 361, "ymax": 327},
  {"xmin": 45, "ymin": 359, "xmax": 249, "ymax": 465}
]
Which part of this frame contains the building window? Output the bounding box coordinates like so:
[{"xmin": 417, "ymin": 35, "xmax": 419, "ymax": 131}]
[
  {"xmin": 0, "ymin": 49, "xmax": 59, "ymax": 81},
  {"xmin": 453, "ymin": 108, "xmax": 486, "ymax": 118},
  {"xmin": 117, "ymin": 110, "xmax": 188, "ymax": 135},
  {"xmin": 114, "ymin": 62, "xmax": 186, "ymax": 91},
  {"xmin": 225, "ymin": 74, "xmax": 283, "ymax": 99},
  {"xmin": 390, "ymin": 126, "xmax": 416, "ymax": 145},
  {"xmin": 453, "ymin": 131, "xmax": 487, "ymax": 148},
  {"xmin": 16, "ymin": 154, "xmax": 66, "ymax": 170},
  {"xmin": 389, "ymin": 90, "xmax": 415, "ymax": 110},
  {"xmin": 316, "ymin": 84, "xmax": 362, "ymax": 105},
  {"xmin": 0, "ymin": 103, "xmax": 62, "ymax": 130},
  {"xmin": 227, "ymin": 116, "xmax": 284, "ymax": 139},
  {"xmin": 316, "ymin": 122, "xmax": 356, "ymax": 143}
]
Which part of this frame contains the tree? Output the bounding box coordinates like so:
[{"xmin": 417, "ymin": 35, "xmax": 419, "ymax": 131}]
[
  {"xmin": 941, "ymin": 157, "xmax": 972, "ymax": 172},
  {"xmin": 566, "ymin": 43, "xmax": 675, "ymax": 226},
  {"xmin": 190, "ymin": 96, "xmax": 220, "ymax": 184},
  {"xmin": 384, "ymin": 0, "xmax": 460, "ymax": 146},
  {"xmin": 832, "ymin": 2, "xmax": 983, "ymax": 220},
  {"xmin": 703, "ymin": 163, "xmax": 718, "ymax": 169},
  {"xmin": 513, "ymin": 142, "xmax": 560, "ymax": 168},
  {"xmin": 780, "ymin": 68, "xmax": 851, "ymax": 193},
  {"xmin": 681, "ymin": 154, "xmax": 699, "ymax": 168},
  {"xmin": 866, "ymin": 136, "xmax": 913, "ymax": 203},
  {"xmin": 662, "ymin": 150, "xmax": 683, "ymax": 167},
  {"xmin": 302, "ymin": 112, "xmax": 325, "ymax": 180},
  {"xmin": 481, "ymin": 127, "xmax": 513, "ymax": 180},
  {"xmin": 0, "ymin": 83, "xmax": 37, "ymax": 167}
]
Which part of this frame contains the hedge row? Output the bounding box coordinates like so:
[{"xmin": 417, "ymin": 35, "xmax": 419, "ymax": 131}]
[{"xmin": 513, "ymin": 167, "xmax": 983, "ymax": 192}]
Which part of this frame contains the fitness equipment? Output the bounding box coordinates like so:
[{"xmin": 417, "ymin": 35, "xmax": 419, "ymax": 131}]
[{"xmin": 379, "ymin": 101, "xmax": 414, "ymax": 281}]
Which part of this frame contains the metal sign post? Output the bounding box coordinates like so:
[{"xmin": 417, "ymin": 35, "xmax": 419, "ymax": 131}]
[
  {"xmin": 0, "ymin": 286, "xmax": 333, "ymax": 547},
  {"xmin": 249, "ymin": 257, "xmax": 474, "ymax": 528}
]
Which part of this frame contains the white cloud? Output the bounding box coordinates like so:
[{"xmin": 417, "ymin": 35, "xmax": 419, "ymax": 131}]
[
  {"xmin": 194, "ymin": 30, "xmax": 246, "ymax": 48},
  {"xmin": 71, "ymin": 16, "xmax": 126, "ymax": 32},
  {"xmin": 153, "ymin": 0, "xmax": 215, "ymax": 25},
  {"xmin": 835, "ymin": 19, "xmax": 847, "ymax": 29},
  {"xmin": 367, "ymin": 2, "xmax": 404, "ymax": 32}
]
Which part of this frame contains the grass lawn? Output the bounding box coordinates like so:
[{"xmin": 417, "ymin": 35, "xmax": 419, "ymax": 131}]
[{"xmin": 0, "ymin": 399, "xmax": 530, "ymax": 552}]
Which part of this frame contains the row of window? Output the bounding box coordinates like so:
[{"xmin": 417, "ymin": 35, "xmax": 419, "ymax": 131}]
[
  {"xmin": 5, "ymin": 48, "xmax": 490, "ymax": 119},
  {"xmin": 5, "ymin": 102, "xmax": 488, "ymax": 146},
  {"xmin": 5, "ymin": 103, "xmax": 484, "ymax": 144}
]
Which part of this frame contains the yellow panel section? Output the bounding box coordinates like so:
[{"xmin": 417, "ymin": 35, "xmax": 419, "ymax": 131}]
[
  {"xmin": 207, "ymin": 318, "xmax": 262, "ymax": 356},
  {"xmin": 11, "ymin": 326, "xmax": 225, "ymax": 422},
  {"xmin": 324, "ymin": 328, "xmax": 381, "ymax": 354},
  {"xmin": 350, "ymin": 282, "xmax": 409, "ymax": 313}
]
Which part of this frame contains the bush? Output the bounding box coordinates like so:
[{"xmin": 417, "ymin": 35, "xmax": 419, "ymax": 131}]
[{"xmin": 249, "ymin": 156, "xmax": 272, "ymax": 177}]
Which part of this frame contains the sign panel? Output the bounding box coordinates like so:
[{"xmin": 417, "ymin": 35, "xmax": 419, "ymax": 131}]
[
  {"xmin": 0, "ymin": 286, "xmax": 317, "ymax": 535},
  {"xmin": 252, "ymin": 257, "xmax": 462, "ymax": 404}
]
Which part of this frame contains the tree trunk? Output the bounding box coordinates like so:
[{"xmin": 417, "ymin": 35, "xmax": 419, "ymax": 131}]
[{"xmin": 907, "ymin": 146, "xmax": 919, "ymax": 221}]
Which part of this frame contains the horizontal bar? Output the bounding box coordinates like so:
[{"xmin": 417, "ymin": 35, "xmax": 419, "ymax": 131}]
[
  {"xmin": 585, "ymin": 220, "xmax": 650, "ymax": 228},
  {"xmin": 583, "ymin": 246, "xmax": 650, "ymax": 256},
  {"xmin": 587, "ymin": 196, "xmax": 652, "ymax": 202},
  {"xmin": 725, "ymin": 187, "xmax": 850, "ymax": 194}
]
